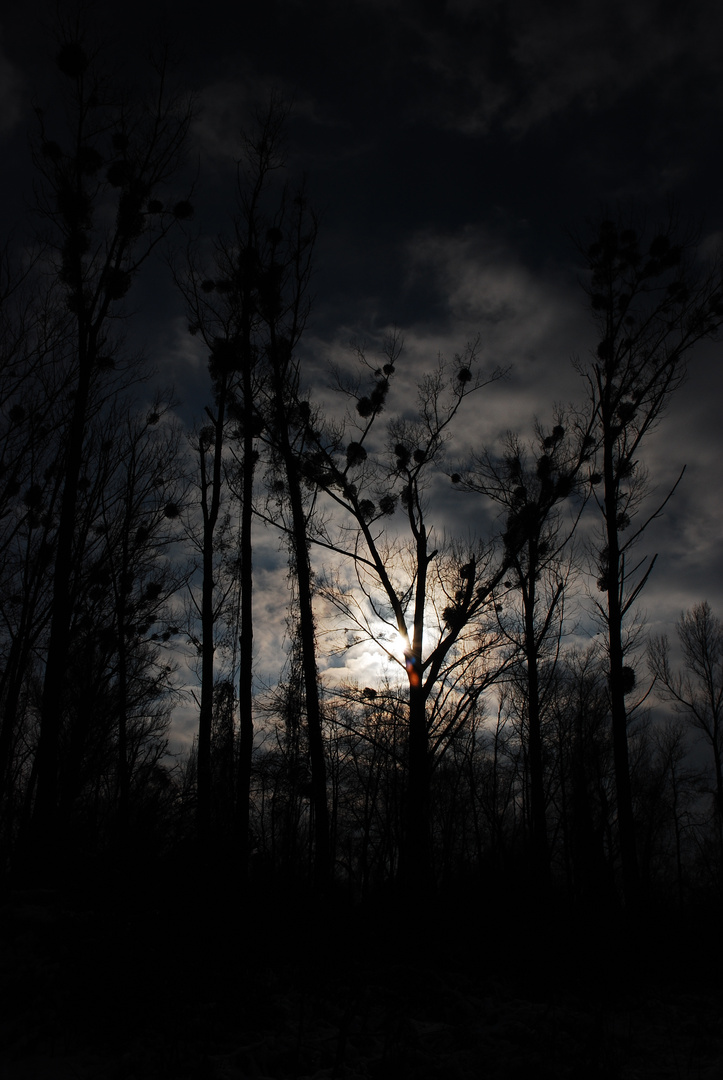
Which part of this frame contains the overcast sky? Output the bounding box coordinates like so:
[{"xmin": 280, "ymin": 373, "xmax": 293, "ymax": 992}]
[{"xmin": 2, "ymin": 0, "xmax": 722, "ymax": 742}]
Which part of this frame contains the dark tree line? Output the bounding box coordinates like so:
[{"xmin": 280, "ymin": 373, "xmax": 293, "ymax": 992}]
[
  {"xmin": 0, "ymin": 22, "xmax": 193, "ymax": 879},
  {"xmin": 2, "ymin": 22, "xmax": 723, "ymax": 919}
]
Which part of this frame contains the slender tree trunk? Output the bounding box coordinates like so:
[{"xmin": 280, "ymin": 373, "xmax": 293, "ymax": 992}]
[
  {"xmin": 608, "ymin": 605, "xmax": 639, "ymax": 909},
  {"xmin": 267, "ymin": 322, "xmax": 330, "ymax": 887},
  {"xmin": 286, "ymin": 467, "xmax": 330, "ymax": 888},
  {"xmin": 402, "ymin": 676, "xmax": 431, "ymax": 895},
  {"xmin": 525, "ymin": 645, "xmax": 550, "ymax": 887},
  {"xmin": 236, "ymin": 395, "xmax": 255, "ymax": 873},
  {"xmin": 197, "ymin": 392, "xmax": 226, "ymax": 851},
  {"xmin": 522, "ymin": 559, "xmax": 550, "ymax": 889},
  {"xmin": 197, "ymin": 514, "xmax": 215, "ymax": 849},
  {"xmin": 115, "ymin": 586, "xmax": 131, "ymax": 853},
  {"xmin": 112, "ymin": 475, "xmax": 134, "ymax": 856},
  {"xmin": 603, "ymin": 432, "xmax": 640, "ymax": 910},
  {"xmin": 399, "ymin": 538, "xmax": 433, "ymax": 899}
]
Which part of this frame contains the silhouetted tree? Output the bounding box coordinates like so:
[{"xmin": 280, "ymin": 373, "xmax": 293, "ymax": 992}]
[
  {"xmin": 6, "ymin": 398, "xmax": 185, "ymax": 867},
  {"xmin": 238, "ymin": 109, "xmax": 328, "ymax": 888},
  {"xmin": 579, "ymin": 209, "xmax": 723, "ymax": 908},
  {"xmin": 0, "ymin": 242, "xmax": 78, "ymax": 854},
  {"xmin": 322, "ymin": 684, "xmax": 408, "ymax": 895},
  {"xmin": 459, "ymin": 417, "xmax": 591, "ymax": 888},
  {"xmin": 630, "ymin": 716, "xmax": 705, "ymax": 904},
  {"xmin": 176, "ymin": 315, "xmax": 244, "ymax": 853},
  {"xmin": 176, "ymin": 153, "xmax": 270, "ymax": 859},
  {"xmin": 229, "ymin": 101, "xmax": 315, "ymax": 874},
  {"xmin": 530, "ymin": 646, "xmax": 613, "ymax": 907},
  {"xmin": 179, "ymin": 99, "xmax": 321, "ymax": 879},
  {"xmin": 26, "ymin": 18, "xmax": 193, "ymax": 867},
  {"xmin": 90, "ymin": 399, "xmax": 187, "ymax": 851},
  {"xmin": 649, "ymin": 601, "xmax": 723, "ymax": 872},
  {"xmin": 296, "ymin": 337, "xmax": 508, "ymax": 896},
  {"xmin": 210, "ymin": 678, "xmax": 237, "ymax": 843},
  {"xmin": 255, "ymin": 615, "xmax": 317, "ymax": 879}
]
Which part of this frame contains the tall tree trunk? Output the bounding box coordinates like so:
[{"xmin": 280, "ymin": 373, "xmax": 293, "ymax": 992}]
[
  {"xmin": 115, "ymin": 586, "xmax": 131, "ymax": 855},
  {"xmin": 197, "ymin": 391, "xmax": 227, "ymax": 851},
  {"xmin": 236, "ymin": 388, "xmax": 255, "ymax": 873},
  {"xmin": 268, "ymin": 315, "xmax": 330, "ymax": 887},
  {"xmin": 402, "ymin": 676, "xmax": 431, "ymax": 895},
  {"xmin": 519, "ymin": 546, "xmax": 550, "ymax": 889},
  {"xmin": 603, "ymin": 434, "xmax": 640, "ymax": 910},
  {"xmin": 525, "ymin": 636, "xmax": 550, "ymax": 888},
  {"xmin": 399, "ymin": 537, "xmax": 433, "ymax": 898},
  {"xmin": 285, "ymin": 463, "xmax": 330, "ymax": 888}
]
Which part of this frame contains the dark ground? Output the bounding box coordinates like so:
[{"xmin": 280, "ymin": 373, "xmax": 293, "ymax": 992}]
[{"xmin": 1, "ymin": 872, "xmax": 722, "ymax": 1079}]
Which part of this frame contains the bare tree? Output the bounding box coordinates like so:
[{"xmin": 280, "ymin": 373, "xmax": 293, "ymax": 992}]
[
  {"xmin": 649, "ymin": 602, "xmax": 723, "ymax": 864},
  {"xmin": 174, "ymin": 106, "xmax": 300, "ymax": 859},
  {"xmin": 26, "ymin": 19, "xmax": 193, "ymax": 865},
  {"xmin": 176, "ymin": 273, "xmax": 249, "ymax": 854},
  {"xmin": 92, "ymin": 399, "xmax": 188, "ymax": 850},
  {"xmin": 579, "ymin": 209, "xmax": 723, "ymax": 908},
  {"xmin": 548, "ymin": 646, "xmax": 615, "ymax": 908},
  {"xmin": 459, "ymin": 417, "xmax": 591, "ymax": 888},
  {"xmin": 244, "ymin": 119, "xmax": 327, "ymax": 887},
  {"xmin": 180, "ymin": 99, "xmax": 323, "ymax": 879},
  {"xmin": 0, "ymin": 238, "xmax": 78, "ymax": 843},
  {"xmin": 633, "ymin": 718, "xmax": 704, "ymax": 905},
  {"xmin": 291, "ymin": 337, "xmax": 510, "ymax": 895}
]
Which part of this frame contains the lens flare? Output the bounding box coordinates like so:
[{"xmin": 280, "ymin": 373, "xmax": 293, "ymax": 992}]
[{"xmin": 404, "ymin": 649, "xmax": 421, "ymax": 688}]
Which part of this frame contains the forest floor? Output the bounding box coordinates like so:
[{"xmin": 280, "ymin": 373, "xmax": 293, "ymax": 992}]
[{"xmin": 1, "ymin": 876, "xmax": 722, "ymax": 1080}]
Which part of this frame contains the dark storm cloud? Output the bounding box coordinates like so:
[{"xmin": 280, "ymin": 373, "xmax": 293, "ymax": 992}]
[
  {"xmin": 0, "ymin": 29, "xmax": 23, "ymax": 135},
  {"xmin": 340, "ymin": 0, "xmax": 723, "ymax": 137},
  {"xmin": 641, "ymin": 343, "xmax": 723, "ymax": 631}
]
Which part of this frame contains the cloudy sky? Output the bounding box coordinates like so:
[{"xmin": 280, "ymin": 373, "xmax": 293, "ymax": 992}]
[{"xmin": 2, "ymin": 0, "xmax": 722, "ymax": 738}]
